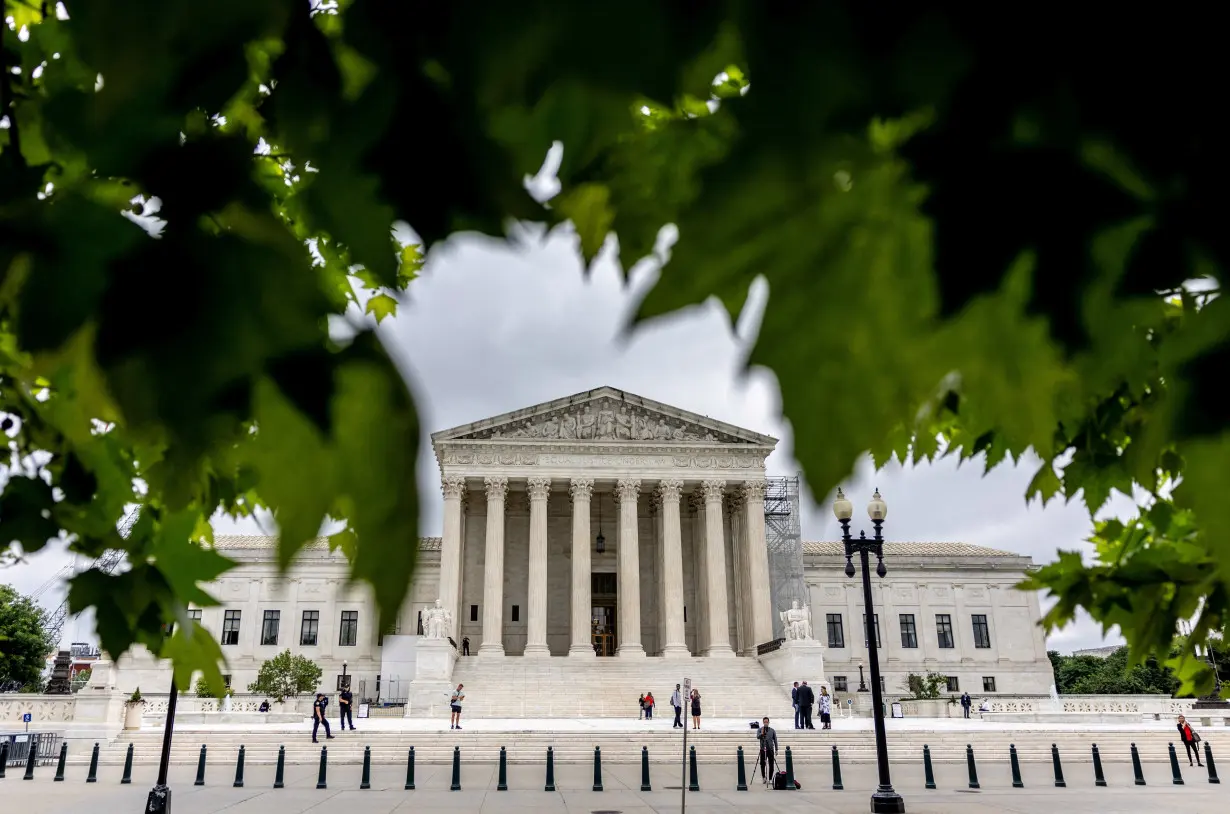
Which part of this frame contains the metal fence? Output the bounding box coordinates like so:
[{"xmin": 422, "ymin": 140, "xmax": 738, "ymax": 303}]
[{"xmin": 2, "ymin": 731, "xmax": 62, "ymax": 766}]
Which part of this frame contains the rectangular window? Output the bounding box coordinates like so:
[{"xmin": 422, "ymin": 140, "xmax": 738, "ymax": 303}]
[
  {"xmin": 899, "ymin": 614, "xmax": 918, "ymax": 648},
  {"xmin": 187, "ymin": 609, "xmax": 202, "ymax": 623},
  {"xmin": 221, "ymin": 610, "xmax": 241, "ymax": 646},
  {"xmin": 300, "ymin": 610, "xmax": 319, "ymax": 646},
  {"xmin": 946, "ymin": 675, "xmax": 960, "ymax": 692},
  {"xmin": 826, "ymin": 613, "xmax": 845, "ymax": 648},
  {"xmin": 983, "ymin": 676, "xmax": 997, "ymax": 692},
  {"xmin": 339, "ymin": 610, "xmax": 358, "ymax": 646},
  {"xmin": 971, "ymin": 614, "xmax": 992, "ymax": 649},
  {"xmin": 880, "ymin": 676, "xmax": 886, "ymax": 693},
  {"xmin": 936, "ymin": 614, "xmax": 955, "ymax": 649},
  {"xmin": 511, "ymin": 604, "xmax": 520, "ymax": 622},
  {"xmin": 833, "ymin": 676, "xmax": 848, "ymax": 692},
  {"xmin": 470, "ymin": 604, "xmax": 479, "ymax": 622},
  {"xmin": 863, "ymin": 613, "xmax": 881, "ymax": 648},
  {"xmin": 260, "ymin": 610, "xmax": 280, "ymax": 646},
  {"xmin": 222, "ymin": 674, "xmax": 232, "ymax": 689}
]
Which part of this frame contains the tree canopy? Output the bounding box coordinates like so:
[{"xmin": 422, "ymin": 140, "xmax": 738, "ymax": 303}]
[
  {"xmin": 246, "ymin": 649, "xmax": 322, "ymax": 702},
  {"xmin": 1049, "ymin": 647, "xmax": 1180, "ymax": 697},
  {"xmin": 1, "ymin": 2, "xmax": 1226, "ymax": 695},
  {"xmin": 0, "ymin": 583, "xmax": 53, "ymax": 690}
]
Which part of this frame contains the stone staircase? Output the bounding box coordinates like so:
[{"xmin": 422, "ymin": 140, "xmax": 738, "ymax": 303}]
[
  {"xmin": 81, "ymin": 727, "xmax": 1215, "ymax": 767},
  {"xmin": 434, "ymin": 655, "xmax": 788, "ymax": 719}
]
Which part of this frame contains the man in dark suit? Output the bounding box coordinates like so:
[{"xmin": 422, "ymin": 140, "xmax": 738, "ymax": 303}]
[
  {"xmin": 797, "ymin": 681, "xmax": 815, "ymax": 729},
  {"xmin": 791, "ymin": 682, "xmax": 801, "ymax": 729}
]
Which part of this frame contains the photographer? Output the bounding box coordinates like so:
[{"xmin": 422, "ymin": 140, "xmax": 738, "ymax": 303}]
[{"xmin": 756, "ymin": 716, "xmax": 778, "ymax": 784}]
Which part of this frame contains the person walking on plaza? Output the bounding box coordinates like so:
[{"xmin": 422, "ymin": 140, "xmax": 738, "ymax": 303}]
[
  {"xmin": 338, "ymin": 685, "xmax": 356, "ymax": 730},
  {"xmin": 670, "ymin": 684, "xmax": 684, "ymax": 728},
  {"xmin": 1178, "ymin": 715, "xmax": 1204, "ymax": 766},
  {"xmin": 311, "ymin": 693, "xmax": 334, "ymax": 743},
  {"xmin": 818, "ymin": 686, "xmax": 832, "ymax": 729},
  {"xmin": 450, "ymin": 683, "xmax": 465, "ymax": 730},
  {"xmin": 960, "ymin": 691, "xmax": 972, "ymax": 719},
  {"xmin": 791, "ymin": 681, "xmax": 801, "ymax": 729},
  {"xmin": 757, "ymin": 716, "xmax": 778, "ymax": 785},
  {"xmin": 643, "ymin": 691, "xmax": 655, "ymax": 719},
  {"xmin": 797, "ymin": 680, "xmax": 815, "ymax": 729},
  {"xmin": 690, "ymin": 688, "xmax": 702, "ymax": 729}
]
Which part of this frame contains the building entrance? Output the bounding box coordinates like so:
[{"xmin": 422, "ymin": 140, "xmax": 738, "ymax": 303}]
[{"xmin": 591, "ymin": 572, "xmax": 617, "ymax": 656}]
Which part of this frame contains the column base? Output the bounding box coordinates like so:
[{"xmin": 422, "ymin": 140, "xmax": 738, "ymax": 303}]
[
  {"xmin": 568, "ymin": 645, "xmax": 596, "ymax": 657},
  {"xmin": 660, "ymin": 644, "xmax": 692, "ymax": 658},
  {"xmin": 522, "ymin": 644, "xmax": 550, "ymax": 657},
  {"xmin": 617, "ymin": 644, "xmax": 647, "ymax": 658},
  {"xmin": 476, "ymin": 644, "xmax": 505, "ymax": 658},
  {"xmin": 702, "ymin": 644, "xmax": 736, "ymax": 658}
]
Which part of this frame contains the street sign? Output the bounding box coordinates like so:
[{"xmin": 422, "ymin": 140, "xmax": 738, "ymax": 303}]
[{"xmin": 21, "ymin": 713, "xmax": 31, "ymax": 722}]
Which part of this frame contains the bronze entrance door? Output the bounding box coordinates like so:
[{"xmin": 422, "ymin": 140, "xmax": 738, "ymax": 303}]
[{"xmin": 591, "ymin": 572, "xmax": 617, "ymax": 656}]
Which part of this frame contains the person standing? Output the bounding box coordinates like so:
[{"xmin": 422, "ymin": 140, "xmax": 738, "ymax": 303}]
[
  {"xmin": 462, "ymin": 636, "xmax": 470, "ymax": 656},
  {"xmin": 311, "ymin": 693, "xmax": 334, "ymax": 743},
  {"xmin": 960, "ymin": 691, "xmax": 971, "ymax": 719},
  {"xmin": 638, "ymin": 693, "xmax": 645, "ymax": 719},
  {"xmin": 791, "ymin": 681, "xmax": 801, "ymax": 729},
  {"xmin": 338, "ymin": 685, "xmax": 355, "ymax": 730},
  {"xmin": 797, "ymin": 681, "xmax": 815, "ymax": 729},
  {"xmin": 818, "ymin": 686, "xmax": 832, "ymax": 729},
  {"xmin": 670, "ymin": 684, "xmax": 683, "ymax": 728},
  {"xmin": 757, "ymin": 716, "xmax": 778, "ymax": 784},
  {"xmin": 450, "ymin": 683, "xmax": 465, "ymax": 730},
  {"xmin": 1178, "ymin": 715, "xmax": 1204, "ymax": 766},
  {"xmin": 644, "ymin": 691, "xmax": 655, "ymax": 719},
  {"xmin": 690, "ymin": 688, "xmax": 702, "ymax": 729}
]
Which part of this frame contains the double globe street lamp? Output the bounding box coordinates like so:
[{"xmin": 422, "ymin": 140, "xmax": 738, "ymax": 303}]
[{"xmin": 834, "ymin": 487, "xmax": 906, "ymax": 814}]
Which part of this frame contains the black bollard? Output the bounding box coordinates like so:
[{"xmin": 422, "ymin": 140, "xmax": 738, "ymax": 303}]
[
  {"xmin": 688, "ymin": 745, "xmax": 699, "ymax": 792},
  {"xmin": 1168, "ymin": 743, "xmax": 1184, "ymax": 785},
  {"xmin": 923, "ymin": 744, "xmax": 936, "ymax": 790},
  {"xmin": 449, "ymin": 745, "xmax": 461, "ymax": 791},
  {"xmin": 23, "ymin": 737, "xmax": 37, "ymax": 780},
  {"xmin": 120, "ymin": 743, "xmax": 134, "ymax": 784},
  {"xmin": 1131, "ymin": 742, "xmax": 1146, "ymax": 785},
  {"xmin": 0, "ymin": 741, "xmax": 8, "ymax": 778},
  {"xmin": 360, "ymin": 745, "xmax": 371, "ymax": 790},
  {"xmin": 54, "ymin": 742, "xmax": 67, "ymax": 782},
  {"xmin": 1051, "ymin": 743, "xmax": 1066, "ymax": 788},
  {"xmin": 1010, "ymin": 744, "xmax": 1024, "ymax": 788},
  {"xmin": 966, "ymin": 744, "xmax": 980, "ymax": 790},
  {"xmin": 316, "ymin": 745, "xmax": 328, "ymax": 790},
  {"xmin": 1205, "ymin": 741, "xmax": 1220, "ymax": 784},
  {"xmin": 86, "ymin": 742, "xmax": 99, "ymax": 783},
  {"xmin": 642, "ymin": 745, "xmax": 652, "ymax": 792},
  {"xmin": 544, "ymin": 746, "xmax": 556, "ymax": 792},
  {"xmin": 1092, "ymin": 743, "xmax": 1106, "ymax": 787},
  {"xmin": 497, "ymin": 746, "xmax": 507, "ymax": 791},
  {"xmin": 831, "ymin": 744, "xmax": 843, "ymax": 791},
  {"xmin": 785, "ymin": 746, "xmax": 796, "ymax": 790},
  {"xmin": 592, "ymin": 746, "xmax": 603, "ymax": 791},
  {"xmin": 404, "ymin": 747, "xmax": 415, "ymax": 790},
  {"xmin": 735, "ymin": 745, "xmax": 747, "ymax": 791},
  {"xmin": 23, "ymin": 737, "xmax": 38, "ymax": 781},
  {"xmin": 274, "ymin": 745, "xmax": 285, "ymax": 789},
  {"xmin": 233, "ymin": 745, "xmax": 245, "ymax": 788},
  {"xmin": 193, "ymin": 744, "xmax": 206, "ymax": 786}
]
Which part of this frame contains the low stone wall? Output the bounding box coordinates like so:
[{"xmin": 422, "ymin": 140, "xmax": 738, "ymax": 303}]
[{"xmin": 0, "ymin": 694, "xmax": 77, "ymax": 724}]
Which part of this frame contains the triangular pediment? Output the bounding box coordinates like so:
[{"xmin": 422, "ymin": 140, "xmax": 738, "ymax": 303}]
[{"xmin": 431, "ymin": 387, "xmax": 777, "ymax": 446}]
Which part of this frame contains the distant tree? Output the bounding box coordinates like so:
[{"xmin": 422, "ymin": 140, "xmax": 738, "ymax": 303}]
[
  {"xmin": 246, "ymin": 650, "xmax": 322, "ymax": 703},
  {"xmin": 0, "ymin": 584, "xmax": 54, "ymax": 690},
  {"xmin": 905, "ymin": 671, "xmax": 947, "ymax": 699},
  {"xmin": 1052, "ymin": 647, "xmax": 1180, "ymax": 696},
  {"xmin": 194, "ymin": 674, "xmax": 233, "ymax": 698}
]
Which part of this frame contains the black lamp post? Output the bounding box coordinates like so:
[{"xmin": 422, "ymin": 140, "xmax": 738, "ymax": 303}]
[
  {"xmin": 857, "ymin": 663, "xmax": 868, "ymax": 692},
  {"xmin": 146, "ymin": 622, "xmax": 177, "ymax": 814},
  {"xmin": 835, "ymin": 487, "xmax": 905, "ymax": 814}
]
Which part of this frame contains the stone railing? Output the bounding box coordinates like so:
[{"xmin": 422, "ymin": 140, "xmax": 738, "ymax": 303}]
[
  {"xmin": 139, "ymin": 694, "xmax": 316, "ymax": 716},
  {"xmin": 893, "ymin": 694, "xmax": 1199, "ymax": 719},
  {"xmin": 1, "ymin": 694, "xmax": 77, "ymax": 723}
]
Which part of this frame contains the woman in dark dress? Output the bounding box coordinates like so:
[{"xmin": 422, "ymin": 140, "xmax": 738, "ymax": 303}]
[{"xmin": 690, "ymin": 688, "xmax": 702, "ymax": 729}]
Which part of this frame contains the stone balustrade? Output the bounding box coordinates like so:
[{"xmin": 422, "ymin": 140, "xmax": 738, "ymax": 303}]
[{"xmin": 1, "ymin": 694, "xmax": 77, "ymax": 723}]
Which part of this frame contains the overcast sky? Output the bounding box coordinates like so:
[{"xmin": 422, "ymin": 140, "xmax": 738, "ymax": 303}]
[{"xmin": 3, "ymin": 225, "xmax": 1136, "ymax": 654}]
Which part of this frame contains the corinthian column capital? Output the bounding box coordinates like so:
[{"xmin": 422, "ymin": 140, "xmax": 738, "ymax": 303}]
[
  {"xmin": 527, "ymin": 477, "xmax": 552, "ymax": 501},
  {"xmin": 658, "ymin": 478, "xmax": 684, "ymax": 503},
  {"xmin": 616, "ymin": 478, "xmax": 642, "ymax": 504},
  {"xmin": 741, "ymin": 480, "xmax": 768, "ymax": 502},
  {"xmin": 441, "ymin": 476, "xmax": 466, "ymax": 500},
  {"xmin": 701, "ymin": 479, "xmax": 726, "ymax": 503},
  {"xmin": 569, "ymin": 478, "xmax": 594, "ymax": 501},
  {"xmin": 484, "ymin": 476, "xmax": 508, "ymax": 501}
]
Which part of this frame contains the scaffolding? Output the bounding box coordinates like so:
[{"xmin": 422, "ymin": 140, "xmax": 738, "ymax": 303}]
[{"xmin": 764, "ymin": 475, "xmax": 807, "ymax": 640}]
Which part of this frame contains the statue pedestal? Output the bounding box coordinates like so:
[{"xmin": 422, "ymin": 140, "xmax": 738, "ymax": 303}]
[
  {"xmin": 406, "ymin": 638, "xmax": 459, "ymax": 718},
  {"xmin": 758, "ymin": 638, "xmax": 828, "ymax": 695}
]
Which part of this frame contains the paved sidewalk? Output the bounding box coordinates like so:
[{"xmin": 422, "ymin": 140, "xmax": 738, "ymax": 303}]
[{"xmin": 3, "ymin": 759, "xmax": 1224, "ymax": 813}]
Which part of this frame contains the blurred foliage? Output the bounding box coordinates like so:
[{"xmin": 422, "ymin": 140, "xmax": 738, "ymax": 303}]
[{"xmin": 1, "ymin": 2, "xmax": 1226, "ymax": 694}]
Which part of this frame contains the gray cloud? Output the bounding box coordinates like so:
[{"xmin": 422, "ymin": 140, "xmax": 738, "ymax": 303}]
[{"xmin": 5, "ymin": 228, "xmax": 1133, "ymax": 653}]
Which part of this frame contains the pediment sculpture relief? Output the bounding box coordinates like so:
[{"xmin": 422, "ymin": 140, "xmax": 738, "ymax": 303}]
[{"xmin": 460, "ymin": 397, "xmax": 747, "ymax": 444}]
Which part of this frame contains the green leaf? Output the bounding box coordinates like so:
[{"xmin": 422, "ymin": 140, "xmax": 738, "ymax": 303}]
[
  {"xmin": 1026, "ymin": 460, "xmax": 1062, "ymax": 505},
  {"xmin": 364, "ymin": 293, "xmax": 398, "ymax": 324},
  {"xmin": 554, "ymin": 183, "xmax": 614, "ymax": 265},
  {"xmin": 0, "ymin": 477, "xmax": 60, "ymax": 554}
]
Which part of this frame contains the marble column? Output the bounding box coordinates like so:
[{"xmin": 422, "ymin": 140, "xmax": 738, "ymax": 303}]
[
  {"xmin": 479, "ymin": 476, "xmax": 508, "ymax": 657},
  {"xmin": 616, "ymin": 478, "xmax": 645, "ymax": 657},
  {"xmin": 439, "ymin": 477, "xmax": 466, "ymax": 641},
  {"xmin": 568, "ymin": 478, "xmax": 595, "ymax": 656},
  {"xmin": 524, "ymin": 477, "xmax": 552, "ymax": 656},
  {"xmin": 701, "ymin": 479, "xmax": 734, "ymax": 656},
  {"xmin": 741, "ymin": 481, "xmax": 774, "ymax": 647},
  {"xmin": 658, "ymin": 479, "xmax": 689, "ymax": 657}
]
